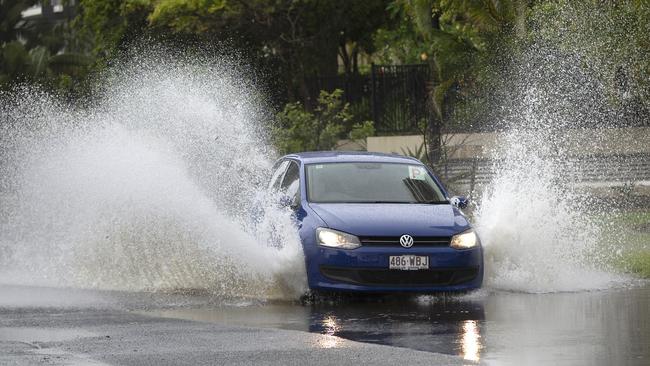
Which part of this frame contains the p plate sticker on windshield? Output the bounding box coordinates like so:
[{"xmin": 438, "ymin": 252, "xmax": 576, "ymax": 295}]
[{"xmin": 408, "ymin": 165, "xmax": 427, "ymax": 181}]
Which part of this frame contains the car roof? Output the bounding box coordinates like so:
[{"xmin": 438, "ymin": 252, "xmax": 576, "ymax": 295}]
[{"xmin": 282, "ymin": 151, "xmax": 422, "ymax": 164}]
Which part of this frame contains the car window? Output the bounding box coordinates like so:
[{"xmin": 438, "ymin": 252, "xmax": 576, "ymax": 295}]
[
  {"xmin": 269, "ymin": 160, "xmax": 290, "ymax": 190},
  {"xmin": 280, "ymin": 161, "xmax": 301, "ymax": 206},
  {"xmin": 306, "ymin": 162, "xmax": 446, "ymax": 204}
]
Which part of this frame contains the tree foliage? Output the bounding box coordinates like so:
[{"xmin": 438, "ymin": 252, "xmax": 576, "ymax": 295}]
[
  {"xmin": 76, "ymin": 0, "xmax": 391, "ymax": 102},
  {"xmin": 382, "ymin": 0, "xmax": 521, "ymax": 162},
  {"xmin": 2, "ymin": 0, "xmax": 650, "ymax": 153},
  {"xmin": 77, "ymin": 0, "xmax": 150, "ymax": 60},
  {"xmin": 273, "ymin": 89, "xmax": 374, "ymax": 154},
  {"xmin": 0, "ymin": 1, "xmax": 93, "ymax": 91}
]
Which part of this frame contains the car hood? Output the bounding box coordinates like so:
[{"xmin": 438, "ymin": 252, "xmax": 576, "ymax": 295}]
[{"xmin": 308, "ymin": 203, "xmax": 470, "ymax": 237}]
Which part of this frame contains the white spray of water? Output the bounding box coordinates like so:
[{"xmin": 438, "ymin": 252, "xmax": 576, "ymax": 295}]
[
  {"xmin": 0, "ymin": 50, "xmax": 306, "ymax": 299},
  {"xmin": 476, "ymin": 132, "xmax": 618, "ymax": 293},
  {"xmin": 474, "ymin": 61, "xmax": 628, "ymax": 293}
]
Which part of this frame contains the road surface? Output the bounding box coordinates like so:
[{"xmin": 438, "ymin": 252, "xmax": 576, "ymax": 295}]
[{"xmin": 1, "ymin": 284, "xmax": 649, "ymax": 365}]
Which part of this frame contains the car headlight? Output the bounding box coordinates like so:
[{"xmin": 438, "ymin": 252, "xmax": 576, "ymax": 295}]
[
  {"xmin": 450, "ymin": 229, "xmax": 478, "ymax": 249},
  {"xmin": 316, "ymin": 228, "xmax": 361, "ymax": 250}
]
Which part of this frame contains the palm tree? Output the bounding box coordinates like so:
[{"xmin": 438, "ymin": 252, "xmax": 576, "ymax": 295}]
[{"xmin": 402, "ymin": 0, "xmax": 521, "ymax": 164}]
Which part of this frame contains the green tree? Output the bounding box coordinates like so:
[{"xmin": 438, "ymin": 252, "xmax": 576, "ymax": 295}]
[
  {"xmin": 372, "ymin": 2, "xmax": 428, "ymax": 64},
  {"xmin": 77, "ymin": 0, "xmax": 150, "ymax": 61},
  {"xmin": 0, "ymin": 1, "xmax": 35, "ymax": 84},
  {"xmin": 0, "ymin": 1, "xmax": 93, "ymax": 91},
  {"xmin": 85, "ymin": 0, "xmax": 390, "ymax": 102}
]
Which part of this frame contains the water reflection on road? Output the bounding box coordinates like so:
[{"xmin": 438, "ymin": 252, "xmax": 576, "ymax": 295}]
[{"xmin": 145, "ymin": 285, "xmax": 650, "ymax": 365}]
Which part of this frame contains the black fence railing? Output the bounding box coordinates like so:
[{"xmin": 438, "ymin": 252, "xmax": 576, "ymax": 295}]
[
  {"xmin": 306, "ymin": 64, "xmax": 431, "ymax": 135},
  {"xmin": 305, "ymin": 64, "xmax": 650, "ymax": 134},
  {"xmin": 370, "ymin": 64, "xmax": 431, "ymax": 134}
]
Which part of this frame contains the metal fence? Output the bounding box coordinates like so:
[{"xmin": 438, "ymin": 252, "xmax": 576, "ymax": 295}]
[
  {"xmin": 370, "ymin": 64, "xmax": 431, "ymax": 134},
  {"xmin": 306, "ymin": 64, "xmax": 431, "ymax": 134}
]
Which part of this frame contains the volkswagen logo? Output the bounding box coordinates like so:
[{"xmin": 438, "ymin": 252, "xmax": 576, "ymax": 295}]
[{"xmin": 399, "ymin": 234, "xmax": 414, "ymax": 248}]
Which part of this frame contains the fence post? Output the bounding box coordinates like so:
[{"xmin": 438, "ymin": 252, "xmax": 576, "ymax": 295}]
[{"xmin": 370, "ymin": 63, "xmax": 378, "ymax": 127}]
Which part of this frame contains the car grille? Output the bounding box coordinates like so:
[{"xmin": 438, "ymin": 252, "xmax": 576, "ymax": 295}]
[
  {"xmin": 320, "ymin": 266, "xmax": 479, "ymax": 287},
  {"xmin": 359, "ymin": 236, "xmax": 450, "ymax": 247}
]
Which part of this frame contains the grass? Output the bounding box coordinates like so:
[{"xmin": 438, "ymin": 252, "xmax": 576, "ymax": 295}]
[
  {"xmin": 597, "ymin": 208, "xmax": 650, "ymax": 278},
  {"xmin": 622, "ymin": 251, "xmax": 650, "ymax": 278}
]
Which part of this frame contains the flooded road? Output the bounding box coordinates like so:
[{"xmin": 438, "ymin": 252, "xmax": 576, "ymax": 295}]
[
  {"xmin": 143, "ymin": 285, "xmax": 650, "ymax": 365},
  {"xmin": 1, "ymin": 284, "xmax": 649, "ymax": 365}
]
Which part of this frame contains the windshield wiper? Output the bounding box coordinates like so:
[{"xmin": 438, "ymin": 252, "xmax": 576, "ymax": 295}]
[
  {"xmin": 402, "ymin": 178, "xmax": 447, "ymax": 204},
  {"xmin": 402, "ymin": 178, "xmax": 426, "ymax": 202}
]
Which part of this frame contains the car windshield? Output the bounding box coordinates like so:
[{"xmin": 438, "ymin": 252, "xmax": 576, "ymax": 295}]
[{"xmin": 306, "ymin": 162, "xmax": 447, "ymax": 204}]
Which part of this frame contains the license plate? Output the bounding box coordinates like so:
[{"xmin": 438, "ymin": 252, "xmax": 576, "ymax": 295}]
[{"xmin": 389, "ymin": 255, "xmax": 429, "ymax": 270}]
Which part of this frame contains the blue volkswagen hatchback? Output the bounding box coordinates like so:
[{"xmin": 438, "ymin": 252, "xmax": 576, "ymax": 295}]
[{"xmin": 269, "ymin": 151, "xmax": 483, "ymax": 293}]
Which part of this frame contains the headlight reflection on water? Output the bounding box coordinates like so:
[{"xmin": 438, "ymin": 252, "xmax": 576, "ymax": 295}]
[
  {"xmin": 318, "ymin": 315, "xmax": 343, "ymax": 349},
  {"xmin": 459, "ymin": 320, "xmax": 482, "ymax": 362},
  {"xmin": 322, "ymin": 315, "xmax": 341, "ymax": 335}
]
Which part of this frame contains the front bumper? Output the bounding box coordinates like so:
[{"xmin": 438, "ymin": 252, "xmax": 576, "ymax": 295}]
[{"xmin": 306, "ymin": 245, "xmax": 483, "ymax": 293}]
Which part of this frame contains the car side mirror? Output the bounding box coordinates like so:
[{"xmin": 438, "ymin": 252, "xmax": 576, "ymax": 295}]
[
  {"xmin": 450, "ymin": 196, "xmax": 469, "ymax": 209},
  {"xmin": 279, "ymin": 194, "xmax": 299, "ymax": 210}
]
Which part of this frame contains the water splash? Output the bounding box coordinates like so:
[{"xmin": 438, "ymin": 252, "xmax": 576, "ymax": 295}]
[
  {"xmin": 476, "ymin": 128, "xmax": 619, "ymax": 293},
  {"xmin": 474, "ymin": 40, "xmax": 633, "ymax": 292},
  {"xmin": 0, "ymin": 48, "xmax": 306, "ymax": 299}
]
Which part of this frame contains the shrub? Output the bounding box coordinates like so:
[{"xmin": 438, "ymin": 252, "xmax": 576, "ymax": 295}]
[{"xmin": 273, "ymin": 89, "xmax": 373, "ymax": 154}]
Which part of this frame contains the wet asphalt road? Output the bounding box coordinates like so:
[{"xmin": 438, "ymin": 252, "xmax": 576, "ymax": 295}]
[
  {"xmin": 0, "ymin": 285, "xmax": 462, "ymax": 366},
  {"xmin": 0, "ymin": 308, "xmax": 461, "ymax": 366},
  {"xmin": 143, "ymin": 286, "xmax": 650, "ymax": 365},
  {"xmin": 1, "ymin": 284, "xmax": 649, "ymax": 365}
]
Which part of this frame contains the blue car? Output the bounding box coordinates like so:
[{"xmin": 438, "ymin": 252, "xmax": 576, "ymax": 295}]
[{"xmin": 269, "ymin": 151, "xmax": 483, "ymax": 293}]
